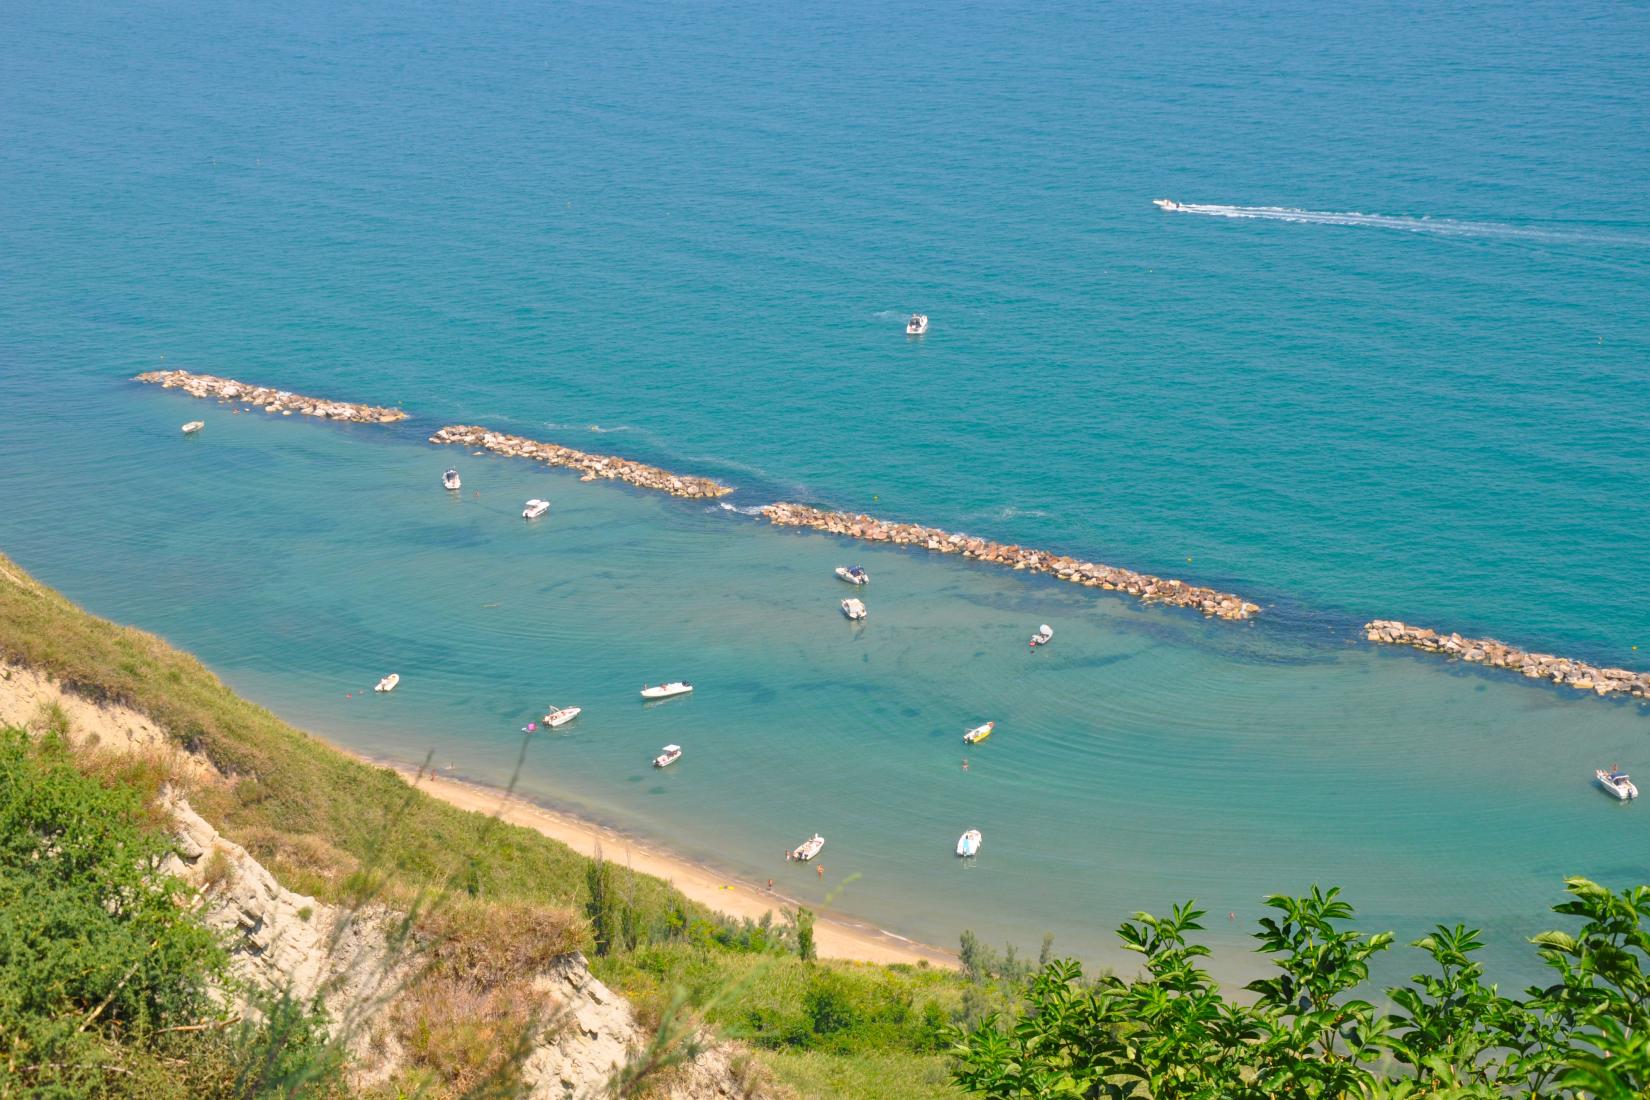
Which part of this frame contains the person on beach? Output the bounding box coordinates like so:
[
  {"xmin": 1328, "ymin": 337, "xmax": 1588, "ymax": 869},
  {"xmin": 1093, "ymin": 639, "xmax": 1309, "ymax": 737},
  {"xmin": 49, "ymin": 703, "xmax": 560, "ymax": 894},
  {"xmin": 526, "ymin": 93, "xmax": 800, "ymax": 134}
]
[{"xmin": 767, "ymin": 878, "xmax": 774, "ymax": 892}]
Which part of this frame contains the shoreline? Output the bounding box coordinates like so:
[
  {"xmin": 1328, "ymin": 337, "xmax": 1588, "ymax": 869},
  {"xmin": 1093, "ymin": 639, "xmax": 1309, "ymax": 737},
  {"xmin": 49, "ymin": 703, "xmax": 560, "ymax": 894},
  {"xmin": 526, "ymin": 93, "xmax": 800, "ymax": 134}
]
[{"xmin": 342, "ymin": 747, "xmax": 958, "ymax": 969}]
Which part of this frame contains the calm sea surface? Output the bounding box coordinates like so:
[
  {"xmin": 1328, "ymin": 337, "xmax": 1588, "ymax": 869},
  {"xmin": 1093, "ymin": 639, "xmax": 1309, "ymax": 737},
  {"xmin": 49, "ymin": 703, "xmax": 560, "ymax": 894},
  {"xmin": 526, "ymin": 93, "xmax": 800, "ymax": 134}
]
[{"xmin": 3, "ymin": 0, "xmax": 1648, "ymax": 983}]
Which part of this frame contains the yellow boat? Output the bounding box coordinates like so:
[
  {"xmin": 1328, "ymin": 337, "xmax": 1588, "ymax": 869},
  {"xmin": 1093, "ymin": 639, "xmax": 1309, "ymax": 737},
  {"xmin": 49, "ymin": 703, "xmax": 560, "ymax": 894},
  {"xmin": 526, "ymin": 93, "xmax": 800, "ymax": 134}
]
[{"xmin": 963, "ymin": 721, "xmax": 994, "ymax": 744}]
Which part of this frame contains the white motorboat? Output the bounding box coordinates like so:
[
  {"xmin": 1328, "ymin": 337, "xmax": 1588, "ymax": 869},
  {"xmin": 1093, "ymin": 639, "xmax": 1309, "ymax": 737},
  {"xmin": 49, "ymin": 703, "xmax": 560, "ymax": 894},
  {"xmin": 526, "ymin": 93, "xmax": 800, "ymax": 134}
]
[
  {"xmin": 789, "ymin": 834, "xmax": 825, "ymax": 862},
  {"xmin": 374, "ymin": 673, "xmax": 400, "ymax": 693},
  {"xmin": 1030, "ymin": 624, "xmax": 1053, "ymax": 648},
  {"xmin": 956, "ymin": 829, "xmax": 982, "ymax": 858},
  {"xmin": 181, "ymin": 420, "xmax": 205, "ymax": 434},
  {"xmin": 963, "ymin": 721, "xmax": 994, "ymax": 744},
  {"xmin": 1153, "ymin": 198, "xmax": 1181, "ymax": 211},
  {"xmin": 906, "ymin": 313, "xmax": 929, "ymax": 335},
  {"xmin": 1597, "ymin": 768, "xmax": 1639, "ymax": 800},
  {"xmin": 522, "ymin": 498, "xmax": 550, "ymax": 519},
  {"xmin": 835, "ymin": 566, "xmax": 869, "ymax": 586},
  {"xmin": 640, "ymin": 681, "xmax": 694, "ymax": 700},
  {"xmin": 653, "ymin": 744, "xmax": 682, "ymax": 768},
  {"xmin": 443, "ymin": 469, "xmax": 462, "ymax": 490},
  {"xmin": 841, "ymin": 598, "xmax": 868, "ymax": 621},
  {"xmin": 542, "ymin": 706, "xmax": 582, "ymax": 728}
]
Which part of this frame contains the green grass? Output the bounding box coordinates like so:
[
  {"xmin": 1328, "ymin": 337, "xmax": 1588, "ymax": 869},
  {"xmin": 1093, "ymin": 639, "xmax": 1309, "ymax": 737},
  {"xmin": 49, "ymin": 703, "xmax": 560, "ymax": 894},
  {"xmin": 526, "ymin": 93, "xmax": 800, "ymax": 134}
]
[{"xmin": 764, "ymin": 1050, "xmax": 963, "ymax": 1100}]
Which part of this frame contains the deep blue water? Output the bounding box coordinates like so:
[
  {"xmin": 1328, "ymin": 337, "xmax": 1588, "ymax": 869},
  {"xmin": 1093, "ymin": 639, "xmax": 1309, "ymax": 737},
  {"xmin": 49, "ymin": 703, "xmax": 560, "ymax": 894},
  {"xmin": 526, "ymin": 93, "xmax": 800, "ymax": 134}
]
[{"xmin": 3, "ymin": 0, "xmax": 1649, "ymax": 983}]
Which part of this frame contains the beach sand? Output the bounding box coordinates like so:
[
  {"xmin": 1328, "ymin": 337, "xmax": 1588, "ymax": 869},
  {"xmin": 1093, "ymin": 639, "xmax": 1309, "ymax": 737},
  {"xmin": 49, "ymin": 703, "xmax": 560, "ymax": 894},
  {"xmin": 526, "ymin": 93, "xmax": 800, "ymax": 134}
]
[{"xmin": 358, "ymin": 753, "xmax": 957, "ymax": 968}]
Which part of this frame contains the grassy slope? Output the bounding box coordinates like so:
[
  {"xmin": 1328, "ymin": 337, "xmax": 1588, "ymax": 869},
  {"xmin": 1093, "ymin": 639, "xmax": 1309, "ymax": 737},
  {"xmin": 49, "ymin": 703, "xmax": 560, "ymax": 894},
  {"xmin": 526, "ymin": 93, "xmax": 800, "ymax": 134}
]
[{"xmin": 0, "ymin": 553, "xmax": 969, "ymax": 1099}]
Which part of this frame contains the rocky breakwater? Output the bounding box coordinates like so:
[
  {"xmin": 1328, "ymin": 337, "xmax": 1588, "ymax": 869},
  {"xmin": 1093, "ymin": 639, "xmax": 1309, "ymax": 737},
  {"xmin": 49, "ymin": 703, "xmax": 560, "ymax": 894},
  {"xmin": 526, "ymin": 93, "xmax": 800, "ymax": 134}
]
[
  {"xmin": 429, "ymin": 424, "xmax": 734, "ymax": 499},
  {"xmin": 134, "ymin": 369, "xmax": 408, "ymax": 423},
  {"xmin": 1365, "ymin": 620, "xmax": 1650, "ymax": 701},
  {"xmin": 761, "ymin": 502, "xmax": 1262, "ymax": 621}
]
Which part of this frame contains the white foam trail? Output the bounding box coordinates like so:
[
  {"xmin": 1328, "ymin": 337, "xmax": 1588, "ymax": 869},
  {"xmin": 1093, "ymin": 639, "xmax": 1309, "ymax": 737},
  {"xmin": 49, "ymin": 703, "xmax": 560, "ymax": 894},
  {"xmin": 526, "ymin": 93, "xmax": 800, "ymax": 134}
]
[
  {"xmin": 716, "ymin": 501, "xmax": 768, "ymax": 517},
  {"xmin": 543, "ymin": 421, "xmax": 636, "ymax": 434},
  {"xmin": 872, "ymin": 310, "xmax": 908, "ymax": 321},
  {"xmin": 1161, "ymin": 203, "xmax": 1648, "ymax": 246}
]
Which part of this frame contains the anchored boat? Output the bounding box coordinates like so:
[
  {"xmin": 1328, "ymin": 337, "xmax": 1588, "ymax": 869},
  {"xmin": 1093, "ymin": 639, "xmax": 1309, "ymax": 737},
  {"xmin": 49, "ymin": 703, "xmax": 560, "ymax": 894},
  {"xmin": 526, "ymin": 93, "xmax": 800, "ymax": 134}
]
[
  {"xmin": 835, "ymin": 566, "xmax": 869, "ymax": 586},
  {"xmin": 443, "ymin": 469, "xmax": 462, "ymax": 490},
  {"xmin": 1597, "ymin": 768, "xmax": 1639, "ymax": 800},
  {"xmin": 542, "ymin": 706, "xmax": 582, "ymax": 728},
  {"xmin": 841, "ymin": 598, "xmax": 868, "ymax": 621},
  {"xmin": 181, "ymin": 420, "xmax": 205, "ymax": 434},
  {"xmin": 653, "ymin": 744, "xmax": 682, "ymax": 768},
  {"xmin": 906, "ymin": 313, "xmax": 929, "ymax": 335},
  {"xmin": 956, "ymin": 829, "xmax": 982, "ymax": 858},
  {"xmin": 374, "ymin": 673, "xmax": 400, "ymax": 693},
  {"xmin": 789, "ymin": 834, "xmax": 825, "ymax": 862},
  {"xmin": 640, "ymin": 681, "xmax": 694, "ymax": 701},
  {"xmin": 1030, "ymin": 624, "xmax": 1053, "ymax": 648},
  {"xmin": 963, "ymin": 721, "xmax": 994, "ymax": 744},
  {"xmin": 522, "ymin": 498, "xmax": 550, "ymax": 519}
]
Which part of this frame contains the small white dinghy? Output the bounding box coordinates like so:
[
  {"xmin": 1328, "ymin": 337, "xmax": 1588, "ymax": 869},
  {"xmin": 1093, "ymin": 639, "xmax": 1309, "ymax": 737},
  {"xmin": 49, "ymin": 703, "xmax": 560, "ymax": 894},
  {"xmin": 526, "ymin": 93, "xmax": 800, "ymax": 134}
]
[
  {"xmin": 374, "ymin": 673, "xmax": 400, "ymax": 693},
  {"xmin": 1030, "ymin": 624, "xmax": 1053, "ymax": 648},
  {"xmin": 653, "ymin": 744, "xmax": 682, "ymax": 768},
  {"xmin": 1597, "ymin": 767, "xmax": 1639, "ymax": 800},
  {"xmin": 1153, "ymin": 199, "xmax": 1181, "ymax": 211},
  {"xmin": 841, "ymin": 598, "xmax": 868, "ymax": 621},
  {"xmin": 906, "ymin": 313, "xmax": 929, "ymax": 335},
  {"xmin": 789, "ymin": 834, "xmax": 825, "ymax": 861},
  {"xmin": 181, "ymin": 420, "xmax": 205, "ymax": 435},
  {"xmin": 522, "ymin": 498, "xmax": 550, "ymax": 519},
  {"xmin": 443, "ymin": 469, "xmax": 462, "ymax": 490},
  {"xmin": 963, "ymin": 721, "xmax": 994, "ymax": 744},
  {"xmin": 542, "ymin": 706, "xmax": 582, "ymax": 729},
  {"xmin": 956, "ymin": 829, "xmax": 982, "ymax": 858},
  {"xmin": 835, "ymin": 566, "xmax": 869, "ymax": 586},
  {"xmin": 640, "ymin": 681, "xmax": 694, "ymax": 701}
]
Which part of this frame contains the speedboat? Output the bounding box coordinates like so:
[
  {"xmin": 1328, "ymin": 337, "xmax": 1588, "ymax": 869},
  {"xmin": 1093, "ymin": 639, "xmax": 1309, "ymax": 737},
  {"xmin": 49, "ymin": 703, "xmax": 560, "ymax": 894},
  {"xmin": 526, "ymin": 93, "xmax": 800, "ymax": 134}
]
[
  {"xmin": 522, "ymin": 498, "xmax": 550, "ymax": 519},
  {"xmin": 956, "ymin": 829, "xmax": 982, "ymax": 858},
  {"xmin": 1153, "ymin": 199, "xmax": 1181, "ymax": 211},
  {"xmin": 963, "ymin": 721, "xmax": 994, "ymax": 744},
  {"xmin": 443, "ymin": 469, "xmax": 462, "ymax": 490},
  {"xmin": 181, "ymin": 420, "xmax": 205, "ymax": 434},
  {"xmin": 640, "ymin": 681, "xmax": 694, "ymax": 700},
  {"xmin": 653, "ymin": 744, "xmax": 682, "ymax": 768},
  {"xmin": 1030, "ymin": 624, "xmax": 1053, "ymax": 648},
  {"xmin": 374, "ymin": 673, "xmax": 400, "ymax": 693},
  {"xmin": 789, "ymin": 834, "xmax": 825, "ymax": 862},
  {"xmin": 1597, "ymin": 768, "xmax": 1639, "ymax": 800},
  {"xmin": 906, "ymin": 313, "xmax": 929, "ymax": 335},
  {"xmin": 542, "ymin": 706, "xmax": 581, "ymax": 728},
  {"xmin": 835, "ymin": 566, "xmax": 869, "ymax": 586},
  {"xmin": 841, "ymin": 598, "xmax": 868, "ymax": 621}
]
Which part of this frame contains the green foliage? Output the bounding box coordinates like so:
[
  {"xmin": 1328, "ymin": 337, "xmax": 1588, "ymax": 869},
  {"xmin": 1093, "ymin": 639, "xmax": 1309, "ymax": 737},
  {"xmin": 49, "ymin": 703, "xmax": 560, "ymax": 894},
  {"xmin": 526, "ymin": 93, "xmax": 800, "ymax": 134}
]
[
  {"xmin": 0, "ymin": 726, "xmax": 342, "ymax": 1098},
  {"xmin": 948, "ymin": 879, "xmax": 1650, "ymax": 1099},
  {"xmin": 796, "ymin": 905, "xmax": 818, "ymax": 963}
]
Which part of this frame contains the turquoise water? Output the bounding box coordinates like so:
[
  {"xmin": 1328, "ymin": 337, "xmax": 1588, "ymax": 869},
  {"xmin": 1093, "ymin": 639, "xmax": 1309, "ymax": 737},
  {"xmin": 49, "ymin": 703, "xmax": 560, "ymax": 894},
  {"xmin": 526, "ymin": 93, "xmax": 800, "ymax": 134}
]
[{"xmin": 3, "ymin": 0, "xmax": 1649, "ymax": 983}]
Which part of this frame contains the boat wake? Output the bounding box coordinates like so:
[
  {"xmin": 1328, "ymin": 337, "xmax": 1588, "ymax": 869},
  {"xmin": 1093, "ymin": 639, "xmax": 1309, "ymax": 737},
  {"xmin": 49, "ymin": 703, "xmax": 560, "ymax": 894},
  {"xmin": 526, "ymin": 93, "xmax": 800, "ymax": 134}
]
[
  {"xmin": 1160, "ymin": 203, "xmax": 1648, "ymax": 246},
  {"xmin": 544, "ymin": 421, "xmax": 637, "ymax": 434}
]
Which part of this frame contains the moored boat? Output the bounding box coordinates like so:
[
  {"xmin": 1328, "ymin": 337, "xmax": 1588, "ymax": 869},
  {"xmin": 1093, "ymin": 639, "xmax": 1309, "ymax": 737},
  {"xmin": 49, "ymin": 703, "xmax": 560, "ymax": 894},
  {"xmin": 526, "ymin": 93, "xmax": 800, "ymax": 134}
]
[
  {"xmin": 789, "ymin": 834, "xmax": 825, "ymax": 861},
  {"xmin": 1030, "ymin": 624, "xmax": 1053, "ymax": 648},
  {"xmin": 841, "ymin": 598, "xmax": 868, "ymax": 621},
  {"xmin": 653, "ymin": 744, "xmax": 682, "ymax": 768},
  {"xmin": 1597, "ymin": 767, "xmax": 1639, "ymax": 800},
  {"xmin": 956, "ymin": 829, "xmax": 982, "ymax": 858},
  {"xmin": 542, "ymin": 705, "xmax": 582, "ymax": 728},
  {"xmin": 181, "ymin": 420, "xmax": 205, "ymax": 434},
  {"xmin": 835, "ymin": 566, "xmax": 869, "ymax": 586},
  {"xmin": 906, "ymin": 313, "xmax": 929, "ymax": 335},
  {"xmin": 443, "ymin": 468, "xmax": 462, "ymax": 490},
  {"xmin": 640, "ymin": 681, "xmax": 694, "ymax": 700},
  {"xmin": 374, "ymin": 673, "xmax": 400, "ymax": 693},
  {"xmin": 522, "ymin": 498, "xmax": 550, "ymax": 519},
  {"xmin": 963, "ymin": 721, "xmax": 994, "ymax": 744}
]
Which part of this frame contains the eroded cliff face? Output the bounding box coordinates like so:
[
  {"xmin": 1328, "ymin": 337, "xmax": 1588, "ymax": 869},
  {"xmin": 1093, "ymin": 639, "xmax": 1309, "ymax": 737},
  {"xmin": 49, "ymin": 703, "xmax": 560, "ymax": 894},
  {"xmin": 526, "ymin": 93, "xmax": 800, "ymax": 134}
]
[{"xmin": 1, "ymin": 662, "xmax": 764, "ymax": 1099}]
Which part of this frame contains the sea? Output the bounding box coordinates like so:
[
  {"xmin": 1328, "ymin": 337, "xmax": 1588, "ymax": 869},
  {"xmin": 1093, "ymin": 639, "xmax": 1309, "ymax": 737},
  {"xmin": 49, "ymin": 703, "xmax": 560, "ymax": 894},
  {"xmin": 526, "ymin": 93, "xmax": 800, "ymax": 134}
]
[{"xmin": 3, "ymin": 0, "xmax": 1649, "ymax": 986}]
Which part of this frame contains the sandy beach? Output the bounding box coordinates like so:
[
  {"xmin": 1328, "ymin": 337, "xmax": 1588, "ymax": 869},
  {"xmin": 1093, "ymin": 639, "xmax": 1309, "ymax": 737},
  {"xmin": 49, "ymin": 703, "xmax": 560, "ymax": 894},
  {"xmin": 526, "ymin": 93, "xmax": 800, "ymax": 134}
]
[{"xmin": 354, "ymin": 752, "xmax": 957, "ymax": 968}]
